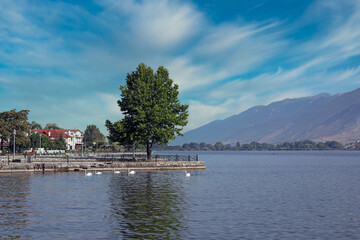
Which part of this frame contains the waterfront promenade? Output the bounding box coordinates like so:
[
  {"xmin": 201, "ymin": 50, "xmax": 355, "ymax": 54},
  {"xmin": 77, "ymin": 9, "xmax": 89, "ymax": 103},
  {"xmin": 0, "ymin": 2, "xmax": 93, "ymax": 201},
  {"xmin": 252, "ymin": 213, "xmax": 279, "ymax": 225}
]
[{"xmin": 0, "ymin": 153, "xmax": 205, "ymax": 173}]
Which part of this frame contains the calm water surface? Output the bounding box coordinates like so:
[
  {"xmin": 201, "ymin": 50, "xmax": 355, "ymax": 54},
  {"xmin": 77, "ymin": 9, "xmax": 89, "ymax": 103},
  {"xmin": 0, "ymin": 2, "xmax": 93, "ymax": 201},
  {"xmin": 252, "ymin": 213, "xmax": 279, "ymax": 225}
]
[{"xmin": 1, "ymin": 151, "xmax": 360, "ymax": 239}]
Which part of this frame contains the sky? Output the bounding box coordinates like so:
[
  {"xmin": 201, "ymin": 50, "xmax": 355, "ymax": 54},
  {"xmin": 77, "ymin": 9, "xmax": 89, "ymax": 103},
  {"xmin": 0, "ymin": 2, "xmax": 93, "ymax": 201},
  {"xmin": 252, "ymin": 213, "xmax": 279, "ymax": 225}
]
[{"xmin": 1, "ymin": 0, "xmax": 360, "ymax": 134}]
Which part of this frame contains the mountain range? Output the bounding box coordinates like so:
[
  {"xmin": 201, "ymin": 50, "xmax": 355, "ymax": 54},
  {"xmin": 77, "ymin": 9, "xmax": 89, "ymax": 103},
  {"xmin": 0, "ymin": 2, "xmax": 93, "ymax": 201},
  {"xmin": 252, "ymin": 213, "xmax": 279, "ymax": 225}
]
[{"xmin": 173, "ymin": 88, "xmax": 360, "ymax": 145}]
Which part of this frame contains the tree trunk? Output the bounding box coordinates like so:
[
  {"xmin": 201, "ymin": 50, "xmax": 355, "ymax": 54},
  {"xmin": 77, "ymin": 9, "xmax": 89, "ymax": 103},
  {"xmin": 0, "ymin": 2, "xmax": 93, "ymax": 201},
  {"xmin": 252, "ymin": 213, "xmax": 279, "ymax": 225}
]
[
  {"xmin": 146, "ymin": 142, "xmax": 152, "ymax": 161},
  {"xmin": 0, "ymin": 137, "xmax": 3, "ymax": 153},
  {"xmin": 132, "ymin": 142, "xmax": 136, "ymax": 161}
]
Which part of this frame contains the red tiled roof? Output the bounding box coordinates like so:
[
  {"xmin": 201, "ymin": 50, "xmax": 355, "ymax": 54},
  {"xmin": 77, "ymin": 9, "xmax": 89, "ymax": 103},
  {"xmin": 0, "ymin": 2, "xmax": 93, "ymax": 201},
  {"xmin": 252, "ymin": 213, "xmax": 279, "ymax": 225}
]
[{"xmin": 31, "ymin": 129, "xmax": 81, "ymax": 139}]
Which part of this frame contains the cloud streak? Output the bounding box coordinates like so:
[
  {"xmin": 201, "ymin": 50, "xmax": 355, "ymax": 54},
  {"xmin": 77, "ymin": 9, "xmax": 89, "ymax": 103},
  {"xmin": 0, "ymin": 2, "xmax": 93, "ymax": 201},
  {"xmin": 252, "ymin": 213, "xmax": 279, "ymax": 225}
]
[{"xmin": 0, "ymin": 0, "xmax": 359, "ymax": 135}]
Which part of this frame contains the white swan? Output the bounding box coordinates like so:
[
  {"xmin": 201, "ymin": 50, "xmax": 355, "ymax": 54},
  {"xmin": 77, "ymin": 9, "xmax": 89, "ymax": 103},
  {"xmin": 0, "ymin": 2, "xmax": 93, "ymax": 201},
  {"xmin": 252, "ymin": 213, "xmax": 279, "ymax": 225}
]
[
  {"xmin": 185, "ymin": 171, "xmax": 191, "ymax": 177},
  {"xmin": 128, "ymin": 170, "xmax": 135, "ymax": 175},
  {"xmin": 95, "ymin": 170, "xmax": 102, "ymax": 175},
  {"xmin": 85, "ymin": 170, "xmax": 93, "ymax": 176},
  {"xmin": 114, "ymin": 171, "xmax": 120, "ymax": 174}
]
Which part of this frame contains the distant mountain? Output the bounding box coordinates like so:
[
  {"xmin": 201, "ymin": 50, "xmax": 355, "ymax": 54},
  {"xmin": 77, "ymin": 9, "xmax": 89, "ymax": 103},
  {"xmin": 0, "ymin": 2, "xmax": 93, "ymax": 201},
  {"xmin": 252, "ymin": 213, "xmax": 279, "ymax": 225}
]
[{"xmin": 173, "ymin": 88, "xmax": 360, "ymax": 145}]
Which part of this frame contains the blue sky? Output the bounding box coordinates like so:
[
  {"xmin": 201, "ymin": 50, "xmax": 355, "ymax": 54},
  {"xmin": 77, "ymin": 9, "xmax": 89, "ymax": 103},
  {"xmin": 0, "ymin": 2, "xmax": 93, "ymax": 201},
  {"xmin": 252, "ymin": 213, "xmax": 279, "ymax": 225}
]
[{"xmin": 1, "ymin": 0, "xmax": 360, "ymax": 134}]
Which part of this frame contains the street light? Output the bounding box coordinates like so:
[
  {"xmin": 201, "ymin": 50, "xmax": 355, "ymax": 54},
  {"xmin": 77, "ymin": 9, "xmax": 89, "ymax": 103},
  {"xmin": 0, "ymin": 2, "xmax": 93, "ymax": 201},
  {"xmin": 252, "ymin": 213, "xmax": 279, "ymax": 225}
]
[
  {"xmin": 39, "ymin": 134, "xmax": 42, "ymax": 155},
  {"xmin": 13, "ymin": 129, "xmax": 16, "ymax": 160}
]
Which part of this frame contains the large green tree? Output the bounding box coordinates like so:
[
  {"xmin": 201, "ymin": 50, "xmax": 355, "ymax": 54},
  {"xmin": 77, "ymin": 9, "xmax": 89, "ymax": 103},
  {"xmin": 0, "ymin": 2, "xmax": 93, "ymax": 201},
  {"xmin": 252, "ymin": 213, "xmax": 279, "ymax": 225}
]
[
  {"xmin": 106, "ymin": 63, "xmax": 188, "ymax": 160},
  {"xmin": 83, "ymin": 124, "xmax": 105, "ymax": 147},
  {"xmin": 0, "ymin": 109, "xmax": 30, "ymax": 153}
]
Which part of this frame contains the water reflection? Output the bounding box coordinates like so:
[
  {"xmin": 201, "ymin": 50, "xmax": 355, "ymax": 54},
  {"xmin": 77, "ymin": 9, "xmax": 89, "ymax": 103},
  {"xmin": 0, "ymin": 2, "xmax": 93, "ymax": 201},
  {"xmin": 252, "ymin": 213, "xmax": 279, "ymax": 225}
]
[
  {"xmin": 0, "ymin": 173, "xmax": 31, "ymax": 239},
  {"xmin": 107, "ymin": 172, "xmax": 188, "ymax": 239}
]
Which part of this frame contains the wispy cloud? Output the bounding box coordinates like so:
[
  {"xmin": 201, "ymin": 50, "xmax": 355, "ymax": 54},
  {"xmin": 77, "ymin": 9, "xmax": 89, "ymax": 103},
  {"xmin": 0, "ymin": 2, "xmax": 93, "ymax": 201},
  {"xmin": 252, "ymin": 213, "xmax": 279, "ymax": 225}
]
[
  {"xmin": 99, "ymin": 0, "xmax": 203, "ymax": 50},
  {"xmin": 168, "ymin": 20, "xmax": 286, "ymax": 92},
  {"xmin": 0, "ymin": 0, "xmax": 359, "ymax": 134}
]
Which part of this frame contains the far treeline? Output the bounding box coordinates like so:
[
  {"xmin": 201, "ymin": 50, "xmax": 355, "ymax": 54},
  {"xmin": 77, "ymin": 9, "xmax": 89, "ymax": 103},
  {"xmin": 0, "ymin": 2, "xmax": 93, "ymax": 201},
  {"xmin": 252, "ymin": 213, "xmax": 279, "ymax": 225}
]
[{"xmin": 153, "ymin": 140, "xmax": 350, "ymax": 151}]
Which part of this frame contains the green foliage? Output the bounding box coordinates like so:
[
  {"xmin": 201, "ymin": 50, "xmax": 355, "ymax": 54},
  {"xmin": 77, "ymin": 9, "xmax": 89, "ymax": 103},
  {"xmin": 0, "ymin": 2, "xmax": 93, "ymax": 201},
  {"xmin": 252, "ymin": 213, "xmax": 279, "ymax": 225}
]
[
  {"xmin": 0, "ymin": 109, "xmax": 30, "ymax": 152},
  {"xmin": 29, "ymin": 133, "xmax": 41, "ymax": 149},
  {"xmin": 30, "ymin": 121, "xmax": 42, "ymax": 130},
  {"xmin": 41, "ymin": 135, "xmax": 54, "ymax": 149},
  {"xmin": 110, "ymin": 142, "xmax": 122, "ymax": 151},
  {"xmin": 29, "ymin": 133, "xmax": 54, "ymax": 149},
  {"xmin": 83, "ymin": 124, "xmax": 105, "ymax": 147},
  {"xmin": 106, "ymin": 63, "xmax": 189, "ymax": 159},
  {"xmin": 29, "ymin": 133, "xmax": 53, "ymax": 149},
  {"xmin": 214, "ymin": 142, "xmax": 224, "ymax": 151},
  {"xmin": 53, "ymin": 133, "xmax": 66, "ymax": 150},
  {"xmin": 45, "ymin": 123, "xmax": 61, "ymax": 129}
]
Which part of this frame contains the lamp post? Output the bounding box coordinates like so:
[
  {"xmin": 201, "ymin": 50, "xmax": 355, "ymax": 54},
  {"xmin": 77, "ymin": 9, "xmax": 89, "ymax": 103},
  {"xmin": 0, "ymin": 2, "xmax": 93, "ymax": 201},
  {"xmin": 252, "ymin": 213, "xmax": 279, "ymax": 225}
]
[
  {"xmin": 39, "ymin": 134, "xmax": 42, "ymax": 156},
  {"xmin": 13, "ymin": 129, "xmax": 16, "ymax": 160}
]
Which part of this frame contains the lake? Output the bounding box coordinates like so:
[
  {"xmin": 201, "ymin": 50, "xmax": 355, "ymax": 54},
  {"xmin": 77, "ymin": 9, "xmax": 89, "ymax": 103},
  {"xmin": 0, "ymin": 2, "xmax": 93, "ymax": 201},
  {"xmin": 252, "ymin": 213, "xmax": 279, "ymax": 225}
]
[{"xmin": 1, "ymin": 151, "xmax": 360, "ymax": 239}]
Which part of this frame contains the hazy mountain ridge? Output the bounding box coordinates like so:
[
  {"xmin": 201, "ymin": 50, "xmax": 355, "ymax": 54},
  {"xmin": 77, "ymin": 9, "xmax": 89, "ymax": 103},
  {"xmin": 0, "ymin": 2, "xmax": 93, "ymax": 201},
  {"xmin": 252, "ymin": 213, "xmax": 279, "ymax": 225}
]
[{"xmin": 173, "ymin": 88, "xmax": 360, "ymax": 145}]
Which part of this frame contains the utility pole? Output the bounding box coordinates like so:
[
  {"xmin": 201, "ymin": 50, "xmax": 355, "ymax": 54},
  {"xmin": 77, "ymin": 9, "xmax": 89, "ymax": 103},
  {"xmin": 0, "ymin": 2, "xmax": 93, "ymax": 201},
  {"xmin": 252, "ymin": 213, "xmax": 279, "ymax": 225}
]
[{"xmin": 13, "ymin": 129, "xmax": 16, "ymax": 160}]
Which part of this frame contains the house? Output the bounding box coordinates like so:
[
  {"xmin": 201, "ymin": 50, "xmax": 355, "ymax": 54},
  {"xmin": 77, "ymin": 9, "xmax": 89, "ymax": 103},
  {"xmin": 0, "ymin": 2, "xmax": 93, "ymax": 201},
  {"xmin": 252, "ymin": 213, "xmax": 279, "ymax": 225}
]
[{"xmin": 31, "ymin": 129, "xmax": 83, "ymax": 151}]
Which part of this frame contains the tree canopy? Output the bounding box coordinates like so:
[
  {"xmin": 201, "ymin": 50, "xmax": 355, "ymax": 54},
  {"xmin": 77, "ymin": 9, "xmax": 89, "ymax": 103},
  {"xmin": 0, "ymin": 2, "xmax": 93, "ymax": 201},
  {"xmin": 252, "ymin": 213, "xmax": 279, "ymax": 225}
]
[
  {"xmin": 53, "ymin": 133, "xmax": 66, "ymax": 150},
  {"xmin": 29, "ymin": 133, "xmax": 53, "ymax": 149},
  {"xmin": 45, "ymin": 123, "xmax": 61, "ymax": 129},
  {"xmin": 0, "ymin": 109, "xmax": 30, "ymax": 152},
  {"xmin": 83, "ymin": 124, "xmax": 105, "ymax": 147},
  {"xmin": 106, "ymin": 63, "xmax": 188, "ymax": 160},
  {"xmin": 30, "ymin": 121, "xmax": 42, "ymax": 130}
]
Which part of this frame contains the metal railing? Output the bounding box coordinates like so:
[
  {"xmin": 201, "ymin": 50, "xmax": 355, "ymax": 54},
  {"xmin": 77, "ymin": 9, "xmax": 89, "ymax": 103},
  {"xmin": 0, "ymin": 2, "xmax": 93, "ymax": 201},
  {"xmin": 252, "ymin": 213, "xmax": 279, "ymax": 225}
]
[
  {"xmin": 32, "ymin": 153, "xmax": 198, "ymax": 162},
  {"xmin": 84, "ymin": 153, "xmax": 198, "ymax": 162},
  {"xmin": 153, "ymin": 154, "xmax": 198, "ymax": 161}
]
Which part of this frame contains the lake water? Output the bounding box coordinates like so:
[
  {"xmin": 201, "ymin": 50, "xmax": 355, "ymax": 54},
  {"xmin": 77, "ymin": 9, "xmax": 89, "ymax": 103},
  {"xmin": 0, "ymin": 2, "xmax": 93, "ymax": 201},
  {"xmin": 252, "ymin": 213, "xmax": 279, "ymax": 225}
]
[{"xmin": 1, "ymin": 151, "xmax": 360, "ymax": 239}]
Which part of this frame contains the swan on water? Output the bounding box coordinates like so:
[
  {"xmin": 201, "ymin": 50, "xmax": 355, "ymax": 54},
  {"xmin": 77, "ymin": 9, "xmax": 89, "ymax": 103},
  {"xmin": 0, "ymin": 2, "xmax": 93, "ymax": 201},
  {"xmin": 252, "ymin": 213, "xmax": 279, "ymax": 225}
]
[
  {"xmin": 128, "ymin": 170, "xmax": 135, "ymax": 175},
  {"xmin": 185, "ymin": 171, "xmax": 191, "ymax": 177},
  {"xmin": 85, "ymin": 170, "xmax": 93, "ymax": 176},
  {"xmin": 114, "ymin": 171, "xmax": 120, "ymax": 174},
  {"xmin": 95, "ymin": 170, "xmax": 102, "ymax": 175}
]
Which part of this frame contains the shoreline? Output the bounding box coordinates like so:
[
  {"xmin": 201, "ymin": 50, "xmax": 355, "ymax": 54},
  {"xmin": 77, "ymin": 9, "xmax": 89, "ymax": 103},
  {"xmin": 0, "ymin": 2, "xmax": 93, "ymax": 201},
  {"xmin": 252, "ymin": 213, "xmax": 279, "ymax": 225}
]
[{"xmin": 0, "ymin": 166, "xmax": 205, "ymax": 174}]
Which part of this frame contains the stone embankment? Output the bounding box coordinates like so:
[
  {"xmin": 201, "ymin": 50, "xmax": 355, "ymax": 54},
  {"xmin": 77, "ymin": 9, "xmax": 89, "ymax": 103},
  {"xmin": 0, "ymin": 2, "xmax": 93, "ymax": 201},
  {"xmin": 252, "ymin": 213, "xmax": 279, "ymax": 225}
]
[{"xmin": 0, "ymin": 155, "xmax": 205, "ymax": 173}]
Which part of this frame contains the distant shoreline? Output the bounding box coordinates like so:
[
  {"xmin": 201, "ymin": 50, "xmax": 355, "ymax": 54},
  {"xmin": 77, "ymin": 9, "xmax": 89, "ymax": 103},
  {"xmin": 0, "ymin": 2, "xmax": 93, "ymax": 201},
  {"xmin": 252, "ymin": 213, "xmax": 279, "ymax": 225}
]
[{"xmin": 154, "ymin": 140, "xmax": 357, "ymax": 151}]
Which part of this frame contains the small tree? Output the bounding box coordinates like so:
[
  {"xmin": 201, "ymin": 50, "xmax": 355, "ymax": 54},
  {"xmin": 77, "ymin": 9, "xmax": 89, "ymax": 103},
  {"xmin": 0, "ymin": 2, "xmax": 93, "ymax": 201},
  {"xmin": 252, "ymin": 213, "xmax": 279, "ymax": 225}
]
[
  {"xmin": 30, "ymin": 133, "xmax": 41, "ymax": 149},
  {"xmin": 41, "ymin": 135, "xmax": 54, "ymax": 149},
  {"xmin": 83, "ymin": 124, "xmax": 105, "ymax": 147},
  {"xmin": 53, "ymin": 133, "xmax": 67, "ymax": 150},
  {"xmin": 106, "ymin": 63, "xmax": 188, "ymax": 160},
  {"xmin": 30, "ymin": 121, "xmax": 42, "ymax": 130},
  {"xmin": 45, "ymin": 123, "xmax": 61, "ymax": 129},
  {"xmin": 29, "ymin": 133, "xmax": 53, "ymax": 150}
]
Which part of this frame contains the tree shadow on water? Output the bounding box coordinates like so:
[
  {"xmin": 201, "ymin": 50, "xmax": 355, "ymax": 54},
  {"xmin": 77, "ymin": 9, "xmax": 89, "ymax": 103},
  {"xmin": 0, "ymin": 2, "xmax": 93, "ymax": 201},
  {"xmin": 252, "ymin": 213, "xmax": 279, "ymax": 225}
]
[{"xmin": 107, "ymin": 172, "xmax": 188, "ymax": 239}]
